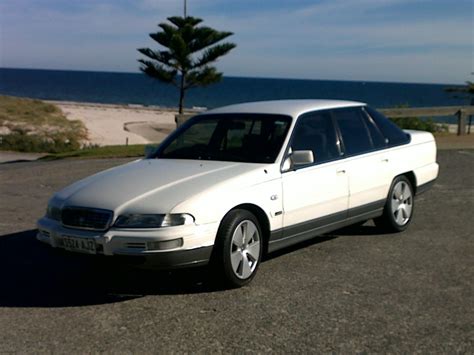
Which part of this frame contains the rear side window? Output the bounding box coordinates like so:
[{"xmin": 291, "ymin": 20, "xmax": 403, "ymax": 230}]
[
  {"xmin": 291, "ymin": 110, "xmax": 339, "ymax": 165},
  {"xmin": 364, "ymin": 106, "xmax": 410, "ymax": 147},
  {"xmin": 333, "ymin": 108, "xmax": 373, "ymax": 156},
  {"xmin": 360, "ymin": 108, "xmax": 386, "ymax": 149}
]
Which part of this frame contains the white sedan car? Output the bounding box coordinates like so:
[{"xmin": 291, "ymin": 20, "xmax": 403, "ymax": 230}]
[{"xmin": 37, "ymin": 100, "xmax": 439, "ymax": 287}]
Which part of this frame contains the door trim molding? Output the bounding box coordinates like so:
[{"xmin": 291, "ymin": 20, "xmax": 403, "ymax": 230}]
[{"xmin": 268, "ymin": 199, "xmax": 385, "ymax": 253}]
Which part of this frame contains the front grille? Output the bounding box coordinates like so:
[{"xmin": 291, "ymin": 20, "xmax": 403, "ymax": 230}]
[{"xmin": 61, "ymin": 207, "xmax": 113, "ymax": 231}]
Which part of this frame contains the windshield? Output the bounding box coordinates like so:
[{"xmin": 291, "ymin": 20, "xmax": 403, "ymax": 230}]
[{"xmin": 155, "ymin": 114, "xmax": 292, "ymax": 163}]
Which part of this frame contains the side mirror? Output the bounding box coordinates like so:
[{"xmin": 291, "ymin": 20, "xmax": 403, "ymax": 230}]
[
  {"xmin": 292, "ymin": 150, "xmax": 314, "ymax": 166},
  {"xmin": 282, "ymin": 150, "xmax": 314, "ymax": 172}
]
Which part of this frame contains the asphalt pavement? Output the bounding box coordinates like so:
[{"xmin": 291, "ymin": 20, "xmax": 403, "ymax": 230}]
[{"xmin": 0, "ymin": 150, "xmax": 472, "ymax": 353}]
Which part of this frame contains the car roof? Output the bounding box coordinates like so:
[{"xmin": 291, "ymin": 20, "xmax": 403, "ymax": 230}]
[{"xmin": 203, "ymin": 99, "xmax": 366, "ymax": 118}]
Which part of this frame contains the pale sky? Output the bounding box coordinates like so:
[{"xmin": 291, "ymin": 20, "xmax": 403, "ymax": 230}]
[{"xmin": 0, "ymin": 0, "xmax": 472, "ymax": 84}]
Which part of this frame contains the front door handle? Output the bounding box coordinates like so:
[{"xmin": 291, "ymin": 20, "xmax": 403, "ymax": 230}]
[
  {"xmin": 381, "ymin": 158, "xmax": 389, "ymax": 163},
  {"xmin": 336, "ymin": 169, "xmax": 346, "ymax": 175}
]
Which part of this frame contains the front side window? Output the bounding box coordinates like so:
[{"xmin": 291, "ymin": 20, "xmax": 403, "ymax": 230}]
[
  {"xmin": 333, "ymin": 108, "xmax": 373, "ymax": 156},
  {"xmin": 291, "ymin": 110, "xmax": 339, "ymax": 165},
  {"xmin": 156, "ymin": 114, "xmax": 291, "ymax": 163}
]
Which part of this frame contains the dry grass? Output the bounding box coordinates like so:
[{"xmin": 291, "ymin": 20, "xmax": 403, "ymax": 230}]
[{"xmin": 0, "ymin": 95, "xmax": 87, "ymax": 152}]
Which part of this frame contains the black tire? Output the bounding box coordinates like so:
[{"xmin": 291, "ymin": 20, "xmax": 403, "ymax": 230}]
[
  {"xmin": 211, "ymin": 209, "xmax": 263, "ymax": 288},
  {"xmin": 374, "ymin": 175, "xmax": 415, "ymax": 233}
]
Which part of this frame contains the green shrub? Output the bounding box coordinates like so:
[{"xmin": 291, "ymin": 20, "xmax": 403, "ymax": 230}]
[
  {"xmin": 1, "ymin": 131, "xmax": 82, "ymax": 153},
  {"xmin": 390, "ymin": 117, "xmax": 446, "ymax": 133},
  {"xmin": 387, "ymin": 104, "xmax": 448, "ymax": 133}
]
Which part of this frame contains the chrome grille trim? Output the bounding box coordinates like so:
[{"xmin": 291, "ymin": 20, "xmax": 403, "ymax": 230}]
[{"xmin": 61, "ymin": 207, "xmax": 113, "ymax": 231}]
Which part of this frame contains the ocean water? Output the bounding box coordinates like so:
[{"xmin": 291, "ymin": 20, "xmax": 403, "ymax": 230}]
[{"xmin": 0, "ymin": 68, "xmax": 466, "ymax": 111}]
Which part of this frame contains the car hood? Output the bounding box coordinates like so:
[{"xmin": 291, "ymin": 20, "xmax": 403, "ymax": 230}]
[{"xmin": 54, "ymin": 159, "xmax": 272, "ymax": 214}]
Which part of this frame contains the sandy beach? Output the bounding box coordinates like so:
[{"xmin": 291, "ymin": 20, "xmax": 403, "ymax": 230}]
[
  {"xmin": 49, "ymin": 101, "xmax": 179, "ymax": 146},
  {"xmin": 44, "ymin": 100, "xmax": 474, "ymax": 151}
]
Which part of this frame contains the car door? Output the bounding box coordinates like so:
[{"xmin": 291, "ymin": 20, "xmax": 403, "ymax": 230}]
[
  {"xmin": 274, "ymin": 110, "xmax": 349, "ymax": 250},
  {"xmin": 332, "ymin": 107, "xmax": 392, "ymax": 214}
]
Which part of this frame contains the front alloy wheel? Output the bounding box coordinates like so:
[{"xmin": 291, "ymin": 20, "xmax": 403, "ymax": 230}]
[
  {"xmin": 212, "ymin": 209, "xmax": 262, "ymax": 288},
  {"xmin": 230, "ymin": 220, "xmax": 261, "ymax": 279}
]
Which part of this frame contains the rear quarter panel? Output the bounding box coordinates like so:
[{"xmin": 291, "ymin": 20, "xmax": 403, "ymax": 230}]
[{"xmin": 386, "ymin": 130, "xmax": 439, "ymax": 189}]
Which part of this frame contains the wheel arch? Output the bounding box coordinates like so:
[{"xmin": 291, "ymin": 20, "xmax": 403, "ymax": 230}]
[
  {"xmin": 223, "ymin": 203, "xmax": 271, "ymax": 252},
  {"xmin": 398, "ymin": 171, "xmax": 417, "ymax": 194},
  {"xmin": 375, "ymin": 171, "xmax": 416, "ymax": 232}
]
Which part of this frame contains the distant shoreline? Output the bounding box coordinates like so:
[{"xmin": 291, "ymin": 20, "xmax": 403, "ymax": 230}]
[
  {"xmin": 50, "ymin": 99, "xmax": 468, "ymax": 148},
  {"xmin": 1, "ymin": 96, "xmax": 472, "ymax": 158},
  {"xmin": 45, "ymin": 99, "xmax": 205, "ymax": 114}
]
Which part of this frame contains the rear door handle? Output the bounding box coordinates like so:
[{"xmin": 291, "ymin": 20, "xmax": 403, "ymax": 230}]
[
  {"xmin": 336, "ymin": 169, "xmax": 346, "ymax": 175},
  {"xmin": 381, "ymin": 158, "xmax": 389, "ymax": 163}
]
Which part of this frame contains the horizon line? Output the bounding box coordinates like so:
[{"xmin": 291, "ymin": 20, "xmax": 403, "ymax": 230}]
[{"xmin": 0, "ymin": 66, "xmax": 463, "ymax": 87}]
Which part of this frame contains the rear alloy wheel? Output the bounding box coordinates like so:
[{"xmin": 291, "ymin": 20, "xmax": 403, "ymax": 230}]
[
  {"xmin": 212, "ymin": 210, "xmax": 262, "ymax": 288},
  {"xmin": 375, "ymin": 176, "xmax": 414, "ymax": 232}
]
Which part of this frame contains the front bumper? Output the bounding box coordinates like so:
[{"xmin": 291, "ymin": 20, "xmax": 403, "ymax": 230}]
[{"xmin": 36, "ymin": 217, "xmax": 218, "ymax": 268}]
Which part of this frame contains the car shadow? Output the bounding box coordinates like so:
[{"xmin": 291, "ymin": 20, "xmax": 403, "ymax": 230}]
[
  {"xmin": 263, "ymin": 235, "xmax": 337, "ymax": 261},
  {"xmin": 262, "ymin": 224, "xmax": 387, "ymax": 261},
  {"xmin": 0, "ymin": 225, "xmax": 380, "ymax": 308},
  {"xmin": 0, "ymin": 230, "xmax": 222, "ymax": 308},
  {"xmin": 332, "ymin": 224, "xmax": 387, "ymax": 236}
]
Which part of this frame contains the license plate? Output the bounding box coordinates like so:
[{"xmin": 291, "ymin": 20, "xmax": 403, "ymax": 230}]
[{"xmin": 59, "ymin": 236, "xmax": 97, "ymax": 254}]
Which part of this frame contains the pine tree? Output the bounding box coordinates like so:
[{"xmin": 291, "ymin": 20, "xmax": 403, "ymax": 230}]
[{"xmin": 138, "ymin": 16, "xmax": 236, "ymax": 113}]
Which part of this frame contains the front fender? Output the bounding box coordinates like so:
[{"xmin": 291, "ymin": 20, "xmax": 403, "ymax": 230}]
[{"xmin": 172, "ymin": 177, "xmax": 283, "ymax": 232}]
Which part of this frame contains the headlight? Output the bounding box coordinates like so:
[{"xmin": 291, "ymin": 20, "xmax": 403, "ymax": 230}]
[
  {"xmin": 46, "ymin": 203, "xmax": 62, "ymax": 221},
  {"xmin": 114, "ymin": 214, "xmax": 194, "ymax": 228}
]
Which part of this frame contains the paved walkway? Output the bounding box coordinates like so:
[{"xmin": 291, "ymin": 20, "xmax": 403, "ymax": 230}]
[{"xmin": 0, "ymin": 151, "xmax": 47, "ymax": 164}]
